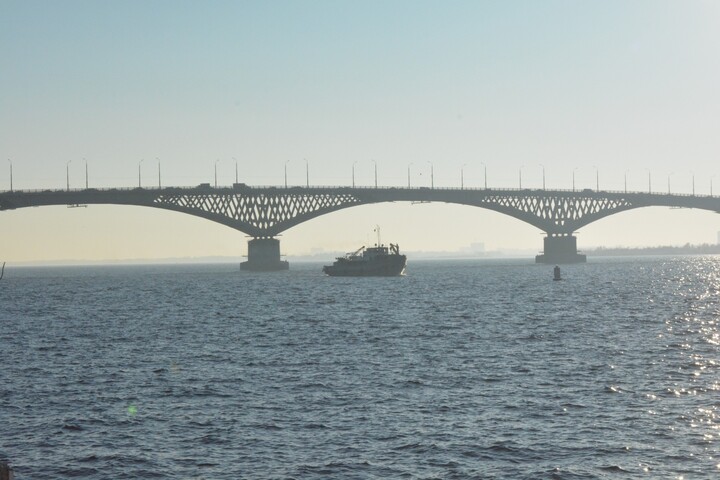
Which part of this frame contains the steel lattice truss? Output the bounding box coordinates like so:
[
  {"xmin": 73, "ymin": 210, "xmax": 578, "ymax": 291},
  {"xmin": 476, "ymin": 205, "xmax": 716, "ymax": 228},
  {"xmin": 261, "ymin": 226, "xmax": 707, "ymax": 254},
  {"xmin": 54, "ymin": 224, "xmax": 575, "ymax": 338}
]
[
  {"xmin": 470, "ymin": 193, "xmax": 636, "ymax": 234},
  {"xmin": 152, "ymin": 189, "xmax": 643, "ymax": 236},
  {"xmin": 154, "ymin": 190, "xmax": 364, "ymax": 236}
]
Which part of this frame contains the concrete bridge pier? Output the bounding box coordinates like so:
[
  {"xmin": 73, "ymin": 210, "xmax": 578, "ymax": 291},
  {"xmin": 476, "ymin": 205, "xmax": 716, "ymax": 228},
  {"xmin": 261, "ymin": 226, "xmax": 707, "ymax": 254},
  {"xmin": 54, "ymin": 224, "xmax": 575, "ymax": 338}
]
[
  {"xmin": 240, "ymin": 237, "xmax": 289, "ymax": 272},
  {"xmin": 535, "ymin": 234, "xmax": 587, "ymax": 264}
]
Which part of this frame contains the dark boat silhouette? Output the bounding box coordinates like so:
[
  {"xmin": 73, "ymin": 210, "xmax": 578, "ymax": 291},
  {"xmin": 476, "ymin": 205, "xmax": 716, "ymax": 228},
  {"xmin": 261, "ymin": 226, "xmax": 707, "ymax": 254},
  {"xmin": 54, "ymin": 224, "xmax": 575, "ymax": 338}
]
[{"xmin": 323, "ymin": 243, "xmax": 406, "ymax": 277}]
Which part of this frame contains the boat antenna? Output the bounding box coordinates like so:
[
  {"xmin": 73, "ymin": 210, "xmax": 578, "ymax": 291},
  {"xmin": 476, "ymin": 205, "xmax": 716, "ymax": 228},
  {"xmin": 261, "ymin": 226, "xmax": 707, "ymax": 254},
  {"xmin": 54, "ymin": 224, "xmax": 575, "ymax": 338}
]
[{"xmin": 374, "ymin": 225, "xmax": 381, "ymax": 247}]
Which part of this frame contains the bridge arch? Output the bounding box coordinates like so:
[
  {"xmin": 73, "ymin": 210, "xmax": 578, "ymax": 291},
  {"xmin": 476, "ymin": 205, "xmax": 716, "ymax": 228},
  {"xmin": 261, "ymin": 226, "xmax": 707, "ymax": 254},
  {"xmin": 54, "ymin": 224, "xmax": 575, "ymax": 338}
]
[
  {"xmin": 283, "ymin": 201, "xmax": 542, "ymax": 254},
  {"xmin": 0, "ymin": 204, "xmax": 245, "ymax": 263},
  {"xmin": 2, "ymin": 186, "xmax": 720, "ymax": 266},
  {"xmin": 577, "ymin": 205, "xmax": 720, "ymax": 249}
]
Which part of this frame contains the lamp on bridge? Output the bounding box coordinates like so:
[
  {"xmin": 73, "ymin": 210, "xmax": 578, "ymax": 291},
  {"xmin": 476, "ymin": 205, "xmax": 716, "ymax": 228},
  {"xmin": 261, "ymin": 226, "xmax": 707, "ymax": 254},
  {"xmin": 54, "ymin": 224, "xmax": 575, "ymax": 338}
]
[
  {"xmin": 138, "ymin": 159, "xmax": 143, "ymax": 189},
  {"xmin": 692, "ymin": 172, "xmax": 695, "ymax": 196},
  {"xmin": 352, "ymin": 161, "xmax": 357, "ymax": 188},
  {"xmin": 284, "ymin": 159, "xmax": 290, "ymax": 188},
  {"xmin": 518, "ymin": 165, "xmax": 523, "ymax": 189},
  {"xmin": 156, "ymin": 157, "xmax": 161, "ymax": 189},
  {"xmin": 371, "ymin": 159, "xmax": 377, "ymax": 188},
  {"xmin": 214, "ymin": 159, "xmax": 219, "ymax": 188},
  {"xmin": 572, "ymin": 167, "xmax": 577, "ymax": 192},
  {"xmin": 407, "ymin": 163, "xmax": 413, "ymax": 188},
  {"xmin": 66, "ymin": 159, "xmax": 72, "ymax": 191},
  {"xmin": 481, "ymin": 162, "xmax": 487, "ymax": 189},
  {"xmin": 427, "ymin": 162, "xmax": 434, "ymax": 189},
  {"xmin": 624, "ymin": 170, "xmax": 628, "ymax": 194},
  {"xmin": 461, "ymin": 163, "xmax": 467, "ymax": 189},
  {"xmin": 7, "ymin": 159, "xmax": 12, "ymax": 192},
  {"xmin": 593, "ymin": 165, "xmax": 599, "ymax": 191},
  {"xmin": 539, "ymin": 164, "xmax": 545, "ymax": 190}
]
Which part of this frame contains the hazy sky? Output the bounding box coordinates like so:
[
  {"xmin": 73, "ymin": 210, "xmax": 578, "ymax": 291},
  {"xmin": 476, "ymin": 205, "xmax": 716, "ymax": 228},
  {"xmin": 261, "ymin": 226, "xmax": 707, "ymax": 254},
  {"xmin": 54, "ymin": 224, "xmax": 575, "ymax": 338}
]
[{"xmin": 2, "ymin": 0, "xmax": 720, "ymax": 263}]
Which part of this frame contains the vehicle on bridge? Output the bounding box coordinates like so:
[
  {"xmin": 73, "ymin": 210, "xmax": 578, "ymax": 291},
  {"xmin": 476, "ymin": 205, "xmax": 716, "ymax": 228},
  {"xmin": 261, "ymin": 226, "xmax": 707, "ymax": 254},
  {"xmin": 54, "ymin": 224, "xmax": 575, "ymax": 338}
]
[{"xmin": 323, "ymin": 243, "xmax": 407, "ymax": 277}]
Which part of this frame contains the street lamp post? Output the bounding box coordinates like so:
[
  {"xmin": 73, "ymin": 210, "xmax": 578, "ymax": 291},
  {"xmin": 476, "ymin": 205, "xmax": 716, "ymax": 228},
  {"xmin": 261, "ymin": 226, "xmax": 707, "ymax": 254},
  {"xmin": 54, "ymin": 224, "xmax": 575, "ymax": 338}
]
[
  {"xmin": 67, "ymin": 160, "xmax": 72, "ymax": 191},
  {"xmin": 712, "ymin": 176, "xmax": 715, "ymax": 196},
  {"xmin": 428, "ymin": 162, "xmax": 434, "ymax": 189},
  {"xmin": 156, "ymin": 157, "xmax": 161, "ymax": 189},
  {"xmin": 371, "ymin": 159, "xmax": 377, "ymax": 188},
  {"xmin": 692, "ymin": 173, "xmax": 695, "ymax": 196},
  {"xmin": 233, "ymin": 157, "xmax": 238, "ymax": 184},
  {"xmin": 407, "ymin": 163, "xmax": 413, "ymax": 188},
  {"xmin": 572, "ymin": 167, "xmax": 577, "ymax": 192},
  {"xmin": 593, "ymin": 165, "xmax": 599, "ymax": 191},
  {"xmin": 84, "ymin": 158, "xmax": 88, "ymax": 189},
  {"xmin": 352, "ymin": 161, "xmax": 357, "ymax": 188},
  {"xmin": 539, "ymin": 164, "xmax": 545, "ymax": 190},
  {"xmin": 481, "ymin": 162, "xmax": 487, "ymax": 189},
  {"xmin": 647, "ymin": 170, "xmax": 651, "ymax": 194},
  {"xmin": 667, "ymin": 172, "xmax": 673, "ymax": 194},
  {"xmin": 7, "ymin": 159, "xmax": 12, "ymax": 192},
  {"xmin": 461, "ymin": 163, "xmax": 467, "ymax": 189},
  {"xmin": 214, "ymin": 159, "xmax": 219, "ymax": 188},
  {"xmin": 138, "ymin": 159, "xmax": 143, "ymax": 188},
  {"xmin": 624, "ymin": 170, "xmax": 628, "ymax": 194},
  {"xmin": 305, "ymin": 158, "xmax": 309, "ymax": 188},
  {"xmin": 284, "ymin": 160, "xmax": 290, "ymax": 188},
  {"xmin": 519, "ymin": 165, "xmax": 524, "ymax": 189}
]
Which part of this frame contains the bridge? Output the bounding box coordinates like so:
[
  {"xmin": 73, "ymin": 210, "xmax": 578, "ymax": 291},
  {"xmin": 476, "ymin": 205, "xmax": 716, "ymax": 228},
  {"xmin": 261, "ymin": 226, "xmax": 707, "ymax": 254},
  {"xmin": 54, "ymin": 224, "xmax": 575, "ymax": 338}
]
[{"xmin": 2, "ymin": 184, "xmax": 719, "ymax": 270}]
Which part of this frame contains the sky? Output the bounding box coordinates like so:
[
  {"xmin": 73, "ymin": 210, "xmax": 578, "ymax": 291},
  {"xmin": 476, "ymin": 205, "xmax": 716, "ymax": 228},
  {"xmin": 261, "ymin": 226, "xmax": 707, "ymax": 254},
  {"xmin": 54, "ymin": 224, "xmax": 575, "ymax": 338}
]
[{"xmin": 2, "ymin": 0, "xmax": 720, "ymax": 263}]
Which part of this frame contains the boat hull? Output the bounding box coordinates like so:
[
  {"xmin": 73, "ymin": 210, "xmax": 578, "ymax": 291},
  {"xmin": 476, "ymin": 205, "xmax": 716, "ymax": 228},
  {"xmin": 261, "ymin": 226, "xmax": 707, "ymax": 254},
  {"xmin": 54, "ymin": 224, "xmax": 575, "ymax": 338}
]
[{"xmin": 323, "ymin": 255, "xmax": 406, "ymax": 277}]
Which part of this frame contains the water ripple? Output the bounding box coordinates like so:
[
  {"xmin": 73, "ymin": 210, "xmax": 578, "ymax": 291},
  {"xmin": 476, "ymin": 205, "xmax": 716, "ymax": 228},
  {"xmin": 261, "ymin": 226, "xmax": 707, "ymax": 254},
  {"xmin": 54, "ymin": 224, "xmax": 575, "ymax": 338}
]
[{"xmin": 1, "ymin": 258, "xmax": 719, "ymax": 478}]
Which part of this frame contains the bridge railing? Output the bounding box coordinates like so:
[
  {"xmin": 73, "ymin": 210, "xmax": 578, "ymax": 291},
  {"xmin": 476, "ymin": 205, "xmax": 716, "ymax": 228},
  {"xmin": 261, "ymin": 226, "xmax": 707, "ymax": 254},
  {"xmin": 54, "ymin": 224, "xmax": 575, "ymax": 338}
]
[{"xmin": 0, "ymin": 184, "xmax": 715, "ymax": 198}]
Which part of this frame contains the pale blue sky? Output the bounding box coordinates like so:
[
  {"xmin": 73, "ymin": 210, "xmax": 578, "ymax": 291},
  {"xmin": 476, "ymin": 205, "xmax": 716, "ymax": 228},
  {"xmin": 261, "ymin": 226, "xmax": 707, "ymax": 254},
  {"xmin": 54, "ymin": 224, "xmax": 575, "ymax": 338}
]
[{"xmin": 2, "ymin": 1, "xmax": 720, "ymax": 262}]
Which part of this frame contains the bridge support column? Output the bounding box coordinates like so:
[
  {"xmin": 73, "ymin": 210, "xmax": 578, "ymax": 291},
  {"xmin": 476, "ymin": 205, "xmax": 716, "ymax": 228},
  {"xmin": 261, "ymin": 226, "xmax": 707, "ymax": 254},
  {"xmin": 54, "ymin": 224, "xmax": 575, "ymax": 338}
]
[
  {"xmin": 240, "ymin": 237, "xmax": 289, "ymax": 272},
  {"xmin": 535, "ymin": 234, "xmax": 587, "ymax": 264}
]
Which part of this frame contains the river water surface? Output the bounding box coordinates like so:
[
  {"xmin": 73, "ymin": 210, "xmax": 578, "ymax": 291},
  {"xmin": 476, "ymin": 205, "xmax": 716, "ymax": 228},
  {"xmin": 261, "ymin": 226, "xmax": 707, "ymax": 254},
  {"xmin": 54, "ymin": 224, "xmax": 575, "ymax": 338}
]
[{"xmin": 1, "ymin": 257, "xmax": 719, "ymax": 478}]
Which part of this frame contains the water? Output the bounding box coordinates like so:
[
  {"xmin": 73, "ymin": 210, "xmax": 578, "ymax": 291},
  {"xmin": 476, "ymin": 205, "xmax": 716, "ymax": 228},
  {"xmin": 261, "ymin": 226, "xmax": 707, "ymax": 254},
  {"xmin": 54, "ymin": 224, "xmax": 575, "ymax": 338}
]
[{"xmin": 1, "ymin": 257, "xmax": 719, "ymax": 479}]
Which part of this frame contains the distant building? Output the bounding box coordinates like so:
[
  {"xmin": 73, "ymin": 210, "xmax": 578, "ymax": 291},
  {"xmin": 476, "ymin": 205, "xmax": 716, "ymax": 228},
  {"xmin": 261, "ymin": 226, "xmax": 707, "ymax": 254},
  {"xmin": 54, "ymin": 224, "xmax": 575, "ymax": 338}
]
[{"xmin": 460, "ymin": 242, "xmax": 485, "ymax": 255}]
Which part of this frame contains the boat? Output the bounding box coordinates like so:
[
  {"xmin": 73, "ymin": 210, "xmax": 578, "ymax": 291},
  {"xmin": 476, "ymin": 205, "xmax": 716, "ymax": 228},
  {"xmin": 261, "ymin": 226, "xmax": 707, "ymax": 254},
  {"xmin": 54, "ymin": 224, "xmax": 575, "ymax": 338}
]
[{"xmin": 323, "ymin": 243, "xmax": 407, "ymax": 276}]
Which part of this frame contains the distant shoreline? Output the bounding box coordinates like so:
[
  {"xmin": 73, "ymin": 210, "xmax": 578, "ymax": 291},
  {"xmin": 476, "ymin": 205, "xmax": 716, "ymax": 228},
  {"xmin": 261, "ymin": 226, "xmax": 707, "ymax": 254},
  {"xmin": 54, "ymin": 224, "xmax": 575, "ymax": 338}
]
[
  {"xmin": 5, "ymin": 244, "xmax": 720, "ymax": 267},
  {"xmin": 584, "ymin": 243, "xmax": 720, "ymax": 256}
]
